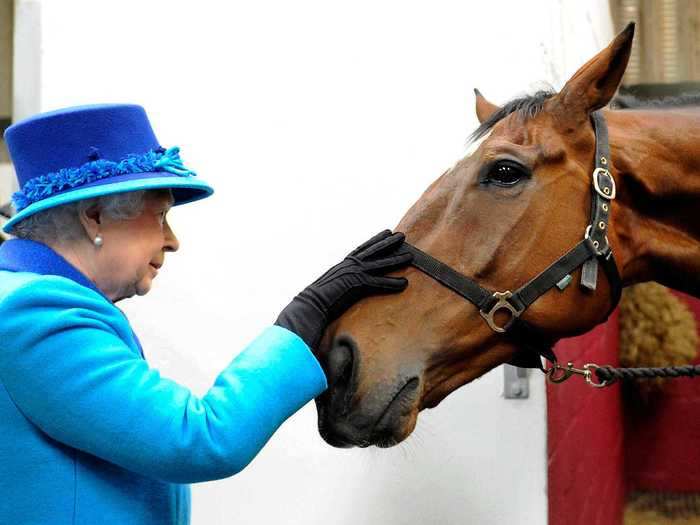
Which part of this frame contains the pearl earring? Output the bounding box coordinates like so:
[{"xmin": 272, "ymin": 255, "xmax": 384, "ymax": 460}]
[{"xmin": 94, "ymin": 234, "xmax": 103, "ymax": 247}]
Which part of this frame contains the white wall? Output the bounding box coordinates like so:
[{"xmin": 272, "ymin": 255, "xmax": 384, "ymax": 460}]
[
  {"xmin": 13, "ymin": 1, "xmax": 613, "ymax": 523},
  {"xmin": 0, "ymin": 0, "xmax": 12, "ymax": 119}
]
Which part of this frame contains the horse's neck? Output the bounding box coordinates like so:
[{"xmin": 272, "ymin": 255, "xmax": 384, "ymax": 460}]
[{"xmin": 609, "ymin": 108, "xmax": 700, "ymax": 295}]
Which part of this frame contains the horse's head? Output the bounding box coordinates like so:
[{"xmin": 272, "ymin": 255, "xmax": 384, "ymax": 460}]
[{"xmin": 315, "ymin": 25, "xmax": 636, "ymax": 448}]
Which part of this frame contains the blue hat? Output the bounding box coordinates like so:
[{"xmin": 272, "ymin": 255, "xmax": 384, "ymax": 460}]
[{"xmin": 2, "ymin": 103, "xmax": 214, "ymax": 233}]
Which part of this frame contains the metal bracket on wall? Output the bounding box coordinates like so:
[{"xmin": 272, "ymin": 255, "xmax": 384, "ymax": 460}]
[{"xmin": 503, "ymin": 364, "xmax": 529, "ymax": 399}]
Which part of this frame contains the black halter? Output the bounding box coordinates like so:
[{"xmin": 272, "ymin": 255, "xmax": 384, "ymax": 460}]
[{"xmin": 398, "ymin": 111, "xmax": 623, "ymax": 369}]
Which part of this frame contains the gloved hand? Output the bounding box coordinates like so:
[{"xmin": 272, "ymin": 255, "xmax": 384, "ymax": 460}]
[{"xmin": 275, "ymin": 230, "xmax": 413, "ymax": 349}]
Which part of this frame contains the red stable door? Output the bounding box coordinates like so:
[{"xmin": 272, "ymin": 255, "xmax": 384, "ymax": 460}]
[
  {"xmin": 547, "ymin": 311, "xmax": 626, "ymax": 525},
  {"xmin": 548, "ymin": 293, "xmax": 700, "ymax": 524}
]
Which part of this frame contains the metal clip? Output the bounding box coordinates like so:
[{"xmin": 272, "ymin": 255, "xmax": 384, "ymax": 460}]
[{"xmin": 546, "ymin": 362, "xmax": 611, "ymax": 388}]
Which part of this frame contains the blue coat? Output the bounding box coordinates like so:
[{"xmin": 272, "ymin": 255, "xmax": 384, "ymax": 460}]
[{"xmin": 0, "ymin": 239, "xmax": 327, "ymax": 524}]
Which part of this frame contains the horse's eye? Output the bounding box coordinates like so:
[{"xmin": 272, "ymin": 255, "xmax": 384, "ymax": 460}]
[{"xmin": 487, "ymin": 162, "xmax": 526, "ymax": 187}]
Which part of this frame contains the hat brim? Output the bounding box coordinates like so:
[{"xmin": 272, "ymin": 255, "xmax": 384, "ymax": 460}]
[{"xmin": 3, "ymin": 173, "xmax": 214, "ymax": 233}]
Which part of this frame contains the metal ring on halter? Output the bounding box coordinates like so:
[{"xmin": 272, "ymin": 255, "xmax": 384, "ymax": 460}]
[
  {"xmin": 592, "ymin": 167, "xmax": 616, "ymax": 200},
  {"xmin": 479, "ymin": 291, "xmax": 524, "ymax": 333}
]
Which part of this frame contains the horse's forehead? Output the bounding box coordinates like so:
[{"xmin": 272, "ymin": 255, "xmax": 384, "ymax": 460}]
[
  {"xmin": 480, "ymin": 114, "xmax": 569, "ymax": 161},
  {"xmin": 478, "ymin": 137, "xmax": 543, "ymax": 164},
  {"xmin": 430, "ymin": 111, "xmax": 574, "ymax": 199}
]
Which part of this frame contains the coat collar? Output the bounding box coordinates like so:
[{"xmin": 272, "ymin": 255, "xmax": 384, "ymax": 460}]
[
  {"xmin": 0, "ymin": 238, "xmax": 108, "ymax": 301},
  {"xmin": 0, "ymin": 238, "xmax": 145, "ymax": 357}
]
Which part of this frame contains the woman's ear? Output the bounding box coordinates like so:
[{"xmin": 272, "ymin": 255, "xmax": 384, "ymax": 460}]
[{"xmin": 77, "ymin": 204, "xmax": 102, "ymax": 240}]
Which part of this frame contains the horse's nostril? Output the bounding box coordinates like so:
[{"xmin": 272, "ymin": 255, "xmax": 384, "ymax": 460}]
[{"xmin": 325, "ymin": 335, "xmax": 357, "ymax": 389}]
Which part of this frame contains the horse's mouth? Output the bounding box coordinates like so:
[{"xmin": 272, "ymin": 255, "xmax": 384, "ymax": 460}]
[
  {"xmin": 317, "ymin": 376, "xmax": 421, "ymax": 448},
  {"xmin": 420, "ymin": 376, "xmax": 462, "ymax": 409},
  {"xmin": 371, "ymin": 377, "xmax": 420, "ymax": 447}
]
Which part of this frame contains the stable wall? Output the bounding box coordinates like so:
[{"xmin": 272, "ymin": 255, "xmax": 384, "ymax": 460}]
[{"xmin": 10, "ymin": 1, "xmax": 613, "ymax": 523}]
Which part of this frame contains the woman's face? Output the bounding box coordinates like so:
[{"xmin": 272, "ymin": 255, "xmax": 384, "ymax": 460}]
[{"xmin": 93, "ymin": 191, "xmax": 179, "ymax": 302}]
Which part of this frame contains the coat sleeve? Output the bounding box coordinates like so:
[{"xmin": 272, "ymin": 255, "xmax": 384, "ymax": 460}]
[{"xmin": 0, "ymin": 276, "xmax": 328, "ymax": 483}]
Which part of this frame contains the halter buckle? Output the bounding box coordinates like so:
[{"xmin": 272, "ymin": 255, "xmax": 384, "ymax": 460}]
[
  {"xmin": 480, "ymin": 291, "xmax": 524, "ymax": 333},
  {"xmin": 593, "ymin": 168, "xmax": 616, "ymax": 200}
]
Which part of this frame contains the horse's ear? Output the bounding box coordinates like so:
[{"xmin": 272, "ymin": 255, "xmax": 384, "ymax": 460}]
[
  {"xmin": 474, "ymin": 88, "xmax": 500, "ymax": 123},
  {"xmin": 556, "ymin": 22, "xmax": 635, "ymax": 118}
]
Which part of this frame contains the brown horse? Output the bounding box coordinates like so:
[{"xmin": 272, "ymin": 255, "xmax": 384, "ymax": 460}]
[{"xmin": 315, "ymin": 23, "xmax": 700, "ymax": 448}]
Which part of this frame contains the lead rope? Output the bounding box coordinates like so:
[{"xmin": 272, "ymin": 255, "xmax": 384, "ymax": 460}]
[{"xmin": 545, "ymin": 361, "xmax": 700, "ymax": 388}]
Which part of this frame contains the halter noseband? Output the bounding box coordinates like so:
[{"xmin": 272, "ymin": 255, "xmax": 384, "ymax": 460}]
[{"xmin": 398, "ymin": 111, "xmax": 623, "ymax": 369}]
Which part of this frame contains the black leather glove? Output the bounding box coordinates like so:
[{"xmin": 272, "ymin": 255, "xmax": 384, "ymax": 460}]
[{"xmin": 275, "ymin": 230, "xmax": 412, "ymax": 349}]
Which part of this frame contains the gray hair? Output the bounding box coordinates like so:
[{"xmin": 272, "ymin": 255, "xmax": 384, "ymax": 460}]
[{"xmin": 11, "ymin": 189, "xmax": 171, "ymax": 244}]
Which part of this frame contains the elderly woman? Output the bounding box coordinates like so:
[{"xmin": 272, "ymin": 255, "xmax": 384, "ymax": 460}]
[{"xmin": 0, "ymin": 104, "xmax": 412, "ymax": 524}]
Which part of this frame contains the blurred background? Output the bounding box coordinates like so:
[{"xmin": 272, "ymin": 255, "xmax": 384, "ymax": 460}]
[{"xmin": 1, "ymin": 1, "xmax": 699, "ymax": 524}]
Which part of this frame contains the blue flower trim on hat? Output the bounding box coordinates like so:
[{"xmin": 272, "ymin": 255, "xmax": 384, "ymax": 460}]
[{"xmin": 12, "ymin": 146, "xmax": 197, "ymax": 212}]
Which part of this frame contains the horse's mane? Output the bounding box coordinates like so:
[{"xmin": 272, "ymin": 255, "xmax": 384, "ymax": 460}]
[
  {"xmin": 610, "ymin": 93, "xmax": 700, "ymax": 109},
  {"xmin": 468, "ymin": 90, "xmax": 700, "ymax": 144},
  {"xmin": 468, "ymin": 90, "xmax": 555, "ymax": 143}
]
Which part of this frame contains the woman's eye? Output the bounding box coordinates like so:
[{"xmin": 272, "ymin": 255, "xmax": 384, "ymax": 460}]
[{"xmin": 487, "ymin": 163, "xmax": 525, "ymax": 186}]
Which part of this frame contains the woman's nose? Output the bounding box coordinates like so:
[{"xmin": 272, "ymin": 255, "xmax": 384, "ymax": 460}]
[{"xmin": 163, "ymin": 220, "xmax": 180, "ymax": 252}]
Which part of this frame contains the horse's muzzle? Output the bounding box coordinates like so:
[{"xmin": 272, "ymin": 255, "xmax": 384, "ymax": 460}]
[{"xmin": 315, "ymin": 334, "xmax": 421, "ymax": 447}]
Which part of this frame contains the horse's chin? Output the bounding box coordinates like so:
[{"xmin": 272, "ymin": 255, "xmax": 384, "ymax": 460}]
[
  {"xmin": 420, "ymin": 376, "xmax": 469, "ymax": 409},
  {"xmin": 318, "ymin": 411, "xmax": 419, "ymax": 448},
  {"xmin": 316, "ymin": 377, "xmax": 421, "ymax": 448}
]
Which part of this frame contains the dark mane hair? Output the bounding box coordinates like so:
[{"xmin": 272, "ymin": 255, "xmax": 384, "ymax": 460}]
[
  {"xmin": 611, "ymin": 92, "xmax": 700, "ymax": 109},
  {"xmin": 468, "ymin": 90, "xmax": 555, "ymax": 143},
  {"xmin": 468, "ymin": 90, "xmax": 700, "ymax": 144}
]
